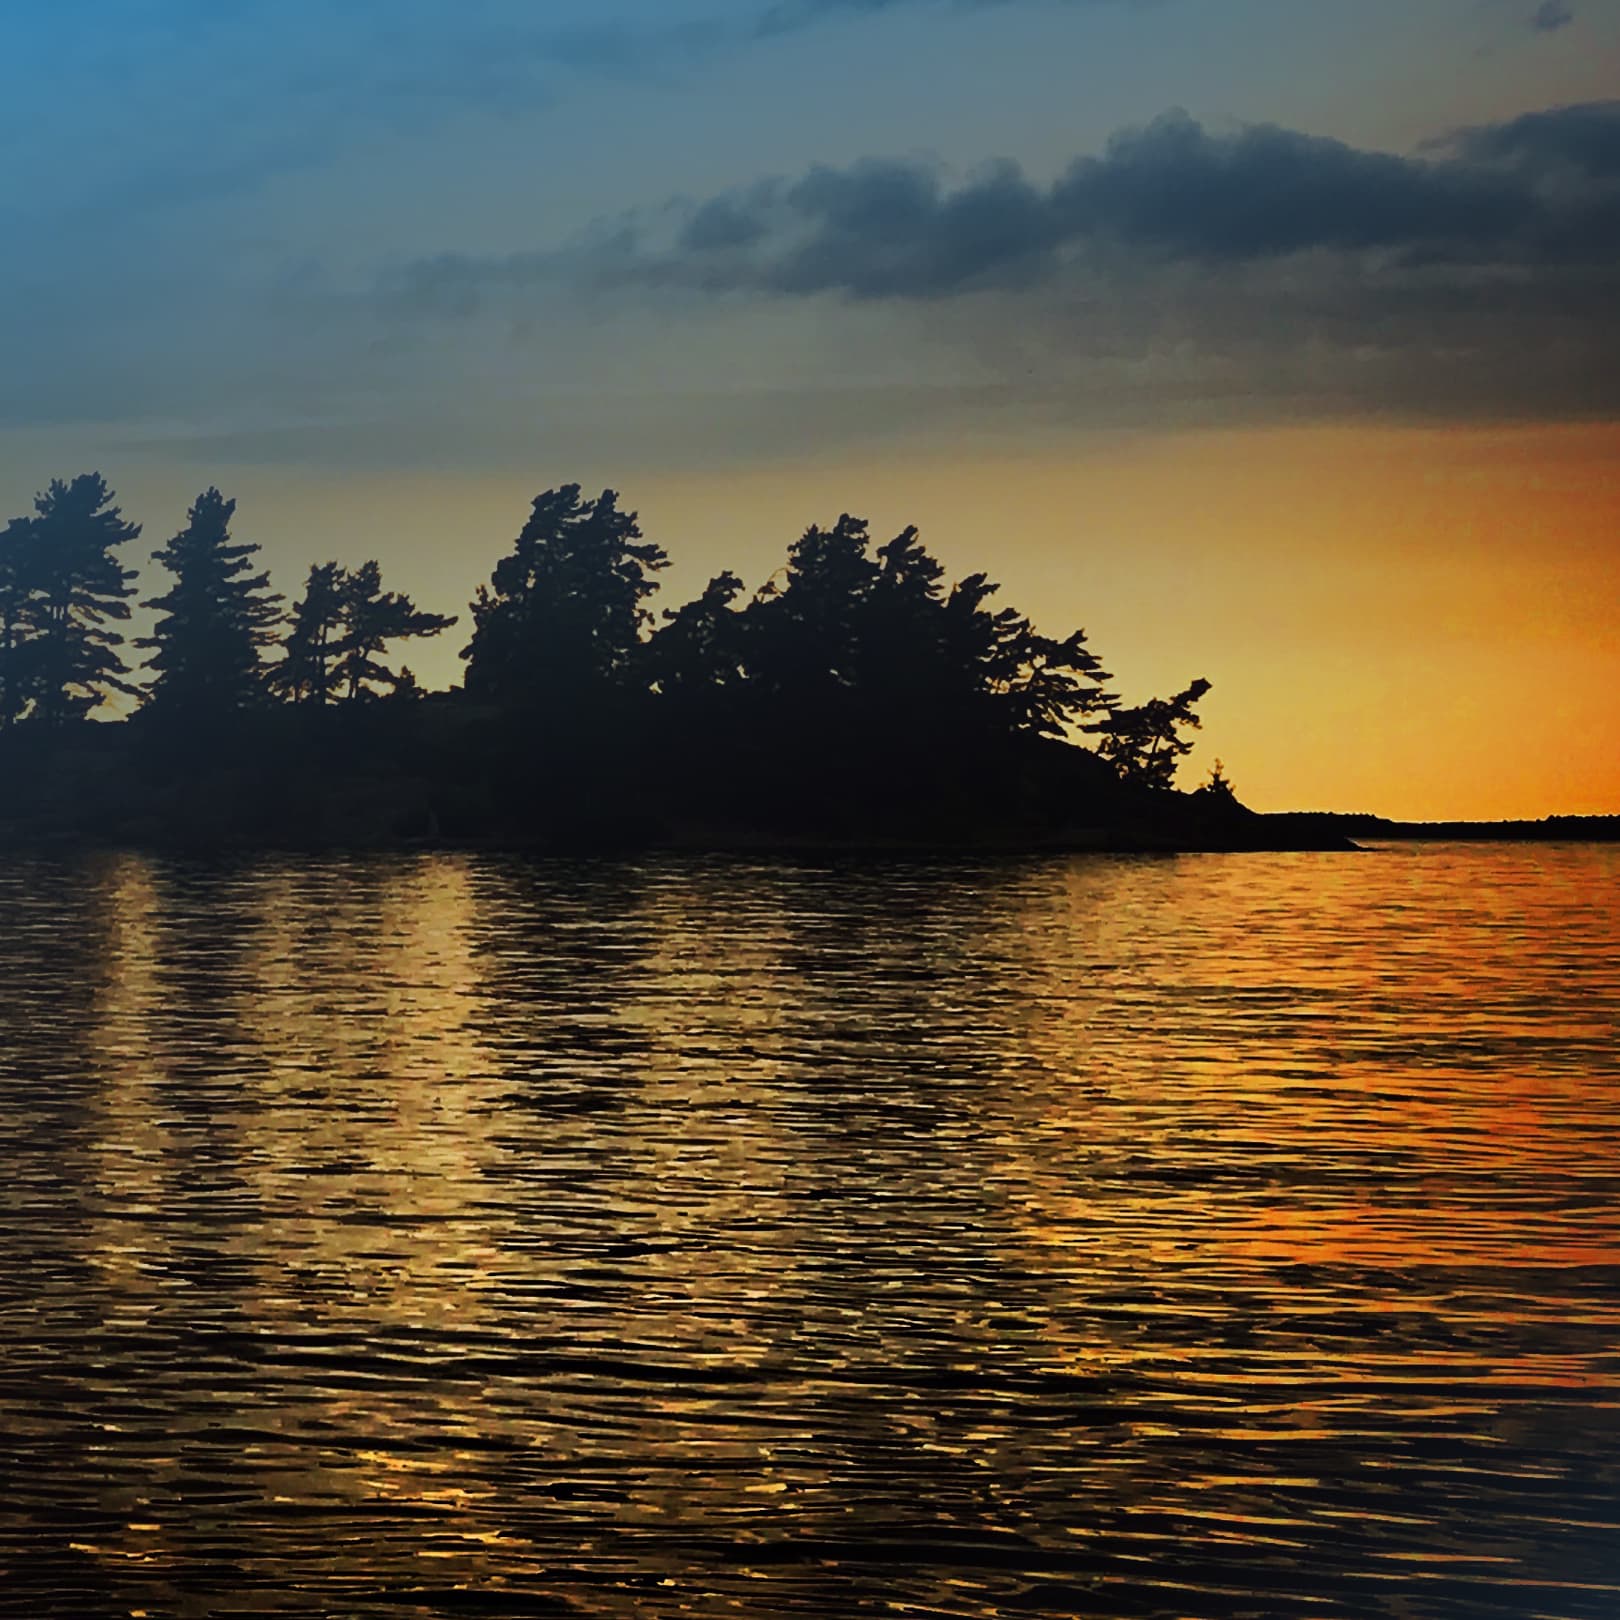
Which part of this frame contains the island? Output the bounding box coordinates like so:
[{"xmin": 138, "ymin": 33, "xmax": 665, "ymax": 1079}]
[{"xmin": 0, "ymin": 472, "xmax": 1458, "ymax": 856}]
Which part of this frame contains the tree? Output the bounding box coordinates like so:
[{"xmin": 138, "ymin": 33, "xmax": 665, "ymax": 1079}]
[
  {"xmin": 1200, "ymin": 757, "xmax": 1237, "ymax": 801},
  {"xmin": 0, "ymin": 517, "xmax": 38, "ymax": 731},
  {"xmin": 462, "ymin": 486, "xmax": 668, "ymax": 706},
  {"xmin": 1085, "ymin": 678, "xmax": 1212, "ymax": 789},
  {"xmin": 334, "ymin": 560, "xmax": 455, "ymax": 701},
  {"xmin": 269, "ymin": 562, "xmax": 347, "ymax": 705},
  {"xmin": 137, "ymin": 488, "xmax": 283, "ymax": 723},
  {"xmin": 857, "ymin": 525, "xmax": 951, "ymax": 718},
  {"xmin": 736, "ymin": 514, "xmax": 1116, "ymax": 744},
  {"xmin": 743, "ymin": 515, "xmax": 880, "ymax": 705},
  {"xmin": 939, "ymin": 572, "xmax": 1114, "ymax": 738},
  {"xmin": 21, "ymin": 474, "xmax": 139, "ymax": 726},
  {"xmin": 270, "ymin": 561, "xmax": 453, "ymax": 704},
  {"xmin": 645, "ymin": 571, "xmax": 747, "ymax": 699}
]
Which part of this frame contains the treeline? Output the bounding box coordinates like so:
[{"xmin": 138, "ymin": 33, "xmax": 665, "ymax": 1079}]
[
  {"xmin": 0, "ymin": 476, "xmax": 455, "ymax": 728},
  {"xmin": 0, "ymin": 473, "xmax": 1255, "ymax": 848},
  {"xmin": 0, "ymin": 474, "xmax": 1210, "ymax": 777}
]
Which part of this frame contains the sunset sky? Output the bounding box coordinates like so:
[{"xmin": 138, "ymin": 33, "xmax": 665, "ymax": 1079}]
[{"xmin": 3, "ymin": 0, "xmax": 1616, "ymax": 818}]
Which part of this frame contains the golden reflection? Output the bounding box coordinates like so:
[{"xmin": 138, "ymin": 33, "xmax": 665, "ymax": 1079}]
[
  {"xmin": 80, "ymin": 855, "xmax": 173, "ymax": 1308},
  {"xmin": 242, "ymin": 855, "xmax": 503, "ymax": 1333},
  {"xmin": 8, "ymin": 847, "xmax": 1615, "ymax": 1616}
]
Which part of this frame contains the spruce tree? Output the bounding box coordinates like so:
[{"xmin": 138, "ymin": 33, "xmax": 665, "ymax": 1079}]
[
  {"xmin": 137, "ymin": 488, "xmax": 283, "ymax": 723},
  {"xmin": 23, "ymin": 473, "xmax": 139, "ymax": 726}
]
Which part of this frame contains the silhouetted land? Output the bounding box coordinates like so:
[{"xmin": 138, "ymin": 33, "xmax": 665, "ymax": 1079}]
[
  {"xmin": 13, "ymin": 470, "xmax": 1567, "ymax": 855},
  {"xmin": 0, "ymin": 703, "xmax": 1356, "ymax": 852},
  {"xmin": 1261, "ymin": 811, "xmax": 1620, "ymax": 843}
]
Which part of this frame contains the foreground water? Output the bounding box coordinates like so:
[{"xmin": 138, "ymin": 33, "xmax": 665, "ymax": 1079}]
[{"xmin": 0, "ymin": 844, "xmax": 1616, "ymax": 1619}]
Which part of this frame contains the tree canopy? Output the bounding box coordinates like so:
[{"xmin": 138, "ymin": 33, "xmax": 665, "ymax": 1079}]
[
  {"xmin": 138, "ymin": 488, "xmax": 283, "ymax": 723},
  {"xmin": 0, "ymin": 473, "xmax": 1223, "ymax": 848},
  {"xmin": 462, "ymin": 486, "xmax": 669, "ymax": 707},
  {"xmin": 5, "ymin": 474, "xmax": 141, "ymax": 727},
  {"xmin": 270, "ymin": 560, "xmax": 453, "ymax": 705}
]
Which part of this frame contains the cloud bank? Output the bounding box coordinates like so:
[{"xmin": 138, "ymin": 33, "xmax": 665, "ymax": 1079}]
[
  {"xmin": 597, "ymin": 102, "xmax": 1617, "ymax": 297},
  {"xmin": 385, "ymin": 103, "xmax": 1620, "ymax": 428}
]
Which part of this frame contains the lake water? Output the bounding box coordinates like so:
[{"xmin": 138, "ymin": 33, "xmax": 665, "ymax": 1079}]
[{"xmin": 0, "ymin": 844, "xmax": 1616, "ymax": 1619}]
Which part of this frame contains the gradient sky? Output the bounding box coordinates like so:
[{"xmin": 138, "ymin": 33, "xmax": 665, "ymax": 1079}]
[{"xmin": 4, "ymin": 0, "xmax": 1617, "ymax": 817}]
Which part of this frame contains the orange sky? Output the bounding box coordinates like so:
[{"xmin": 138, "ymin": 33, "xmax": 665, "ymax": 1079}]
[
  {"xmin": 80, "ymin": 417, "xmax": 1614, "ymax": 823},
  {"xmin": 559, "ymin": 420, "xmax": 1620, "ymax": 821}
]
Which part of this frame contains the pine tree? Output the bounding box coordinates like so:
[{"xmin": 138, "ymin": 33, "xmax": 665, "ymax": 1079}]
[
  {"xmin": 462, "ymin": 486, "xmax": 668, "ymax": 705},
  {"xmin": 0, "ymin": 517, "xmax": 38, "ymax": 731},
  {"xmin": 137, "ymin": 488, "xmax": 283, "ymax": 723},
  {"xmin": 270, "ymin": 561, "xmax": 454, "ymax": 704},
  {"xmin": 939, "ymin": 572, "xmax": 1114, "ymax": 737},
  {"xmin": 1085, "ymin": 678, "xmax": 1212, "ymax": 789},
  {"xmin": 23, "ymin": 474, "xmax": 139, "ymax": 726},
  {"xmin": 269, "ymin": 562, "xmax": 347, "ymax": 705},
  {"xmin": 645, "ymin": 572, "xmax": 747, "ymax": 698},
  {"xmin": 744, "ymin": 515, "xmax": 880, "ymax": 704},
  {"xmin": 334, "ymin": 560, "xmax": 456, "ymax": 701}
]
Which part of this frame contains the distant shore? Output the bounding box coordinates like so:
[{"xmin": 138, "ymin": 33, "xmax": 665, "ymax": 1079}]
[{"xmin": 1259, "ymin": 811, "xmax": 1620, "ymax": 843}]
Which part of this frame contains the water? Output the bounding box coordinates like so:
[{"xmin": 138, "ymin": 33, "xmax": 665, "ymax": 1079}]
[{"xmin": 0, "ymin": 844, "xmax": 1616, "ymax": 1619}]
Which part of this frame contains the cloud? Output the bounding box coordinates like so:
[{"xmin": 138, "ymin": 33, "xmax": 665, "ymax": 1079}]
[
  {"xmin": 386, "ymin": 103, "xmax": 1620, "ymax": 429},
  {"xmin": 399, "ymin": 103, "xmax": 1620, "ymax": 301},
  {"xmin": 1443, "ymin": 99, "xmax": 1620, "ymax": 182},
  {"xmin": 1530, "ymin": 0, "xmax": 1575, "ymax": 32}
]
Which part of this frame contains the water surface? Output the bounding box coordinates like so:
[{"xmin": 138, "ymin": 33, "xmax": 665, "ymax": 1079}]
[{"xmin": 1, "ymin": 844, "xmax": 1616, "ymax": 1618}]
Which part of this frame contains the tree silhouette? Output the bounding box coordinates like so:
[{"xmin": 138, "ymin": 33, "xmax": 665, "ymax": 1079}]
[
  {"xmin": 862, "ymin": 524, "xmax": 949, "ymax": 714},
  {"xmin": 137, "ymin": 488, "xmax": 283, "ymax": 723},
  {"xmin": 0, "ymin": 465, "xmax": 1273, "ymax": 849},
  {"xmin": 269, "ymin": 562, "xmax": 346, "ymax": 705},
  {"xmin": 744, "ymin": 515, "xmax": 880, "ymax": 707},
  {"xmin": 1200, "ymin": 757, "xmax": 1237, "ymax": 801},
  {"xmin": 0, "ymin": 517, "xmax": 38, "ymax": 732},
  {"xmin": 20, "ymin": 474, "xmax": 139, "ymax": 727},
  {"xmin": 335, "ymin": 560, "xmax": 456, "ymax": 701},
  {"xmin": 270, "ymin": 561, "xmax": 452, "ymax": 704},
  {"xmin": 462, "ymin": 485, "xmax": 668, "ymax": 706},
  {"xmin": 939, "ymin": 572, "xmax": 1114, "ymax": 738},
  {"xmin": 645, "ymin": 571, "xmax": 747, "ymax": 699},
  {"xmin": 1086, "ymin": 678, "xmax": 1212, "ymax": 789}
]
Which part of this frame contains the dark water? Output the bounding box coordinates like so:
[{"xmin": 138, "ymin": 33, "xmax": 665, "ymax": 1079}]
[{"xmin": 1, "ymin": 845, "xmax": 1616, "ymax": 1619}]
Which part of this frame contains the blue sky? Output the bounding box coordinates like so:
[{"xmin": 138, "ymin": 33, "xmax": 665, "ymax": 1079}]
[{"xmin": 5, "ymin": 0, "xmax": 1612, "ymax": 458}]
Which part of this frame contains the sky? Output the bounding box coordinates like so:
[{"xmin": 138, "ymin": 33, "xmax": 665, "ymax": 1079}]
[{"xmin": 3, "ymin": 0, "xmax": 1617, "ymax": 817}]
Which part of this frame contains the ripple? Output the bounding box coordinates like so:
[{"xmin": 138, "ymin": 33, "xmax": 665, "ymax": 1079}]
[{"xmin": 0, "ymin": 845, "xmax": 1616, "ymax": 1617}]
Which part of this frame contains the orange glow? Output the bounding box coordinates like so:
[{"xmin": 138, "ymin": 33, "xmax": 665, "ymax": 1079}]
[
  {"xmin": 103, "ymin": 419, "xmax": 1619, "ymax": 821},
  {"xmin": 635, "ymin": 421, "xmax": 1620, "ymax": 820}
]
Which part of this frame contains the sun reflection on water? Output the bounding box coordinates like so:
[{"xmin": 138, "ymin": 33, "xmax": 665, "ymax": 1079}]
[{"xmin": 0, "ymin": 844, "xmax": 1614, "ymax": 1616}]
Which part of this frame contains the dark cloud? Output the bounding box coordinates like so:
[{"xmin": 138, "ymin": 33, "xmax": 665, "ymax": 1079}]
[
  {"xmin": 1444, "ymin": 100, "xmax": 1620, "ymax": 181},
  {"xmin": 1530, "ymin": 1, "xmax": 1575, "ymax": 32},
  {"xmin": 399, "ymin": 103, "xmax": 1620, "ymax": 304},
  {"xmin": 386, "ymin": 103, "xmax": 1620, "ymax": 428}
]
